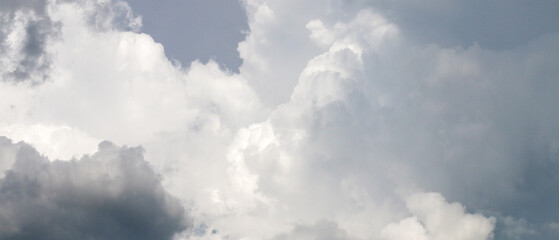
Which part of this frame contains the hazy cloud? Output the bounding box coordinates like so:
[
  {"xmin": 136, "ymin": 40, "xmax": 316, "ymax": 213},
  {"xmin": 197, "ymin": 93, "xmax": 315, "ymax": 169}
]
[{"xmin": 332, "ymin": 0, "xmax": 559, "ymax": 50}]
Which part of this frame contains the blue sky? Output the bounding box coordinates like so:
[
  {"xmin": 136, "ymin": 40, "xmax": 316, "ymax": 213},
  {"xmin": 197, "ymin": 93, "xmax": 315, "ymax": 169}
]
[{"xmin": 126, "ymin": 0, "xmax": 248, "ymax": 71}]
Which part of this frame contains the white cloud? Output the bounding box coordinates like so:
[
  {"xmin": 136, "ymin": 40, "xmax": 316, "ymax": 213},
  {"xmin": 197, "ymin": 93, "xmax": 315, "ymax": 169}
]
[
  {"xmin": 380, "ymin": 192, "xmax": 495, "ymax": 240},
  {"xmin": 0, "ymin": 123, "xmax": 99, "ymax": 160}
]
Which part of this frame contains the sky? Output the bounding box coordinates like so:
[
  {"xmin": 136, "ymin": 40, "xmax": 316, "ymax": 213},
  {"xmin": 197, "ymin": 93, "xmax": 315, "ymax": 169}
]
[
  {"xmin": 125, "ymin": 0, "xmax": 248, "ymax": 71},
  {"xmin": 0, "ymin": 0, "xmax": 558, "ymax": 239}
]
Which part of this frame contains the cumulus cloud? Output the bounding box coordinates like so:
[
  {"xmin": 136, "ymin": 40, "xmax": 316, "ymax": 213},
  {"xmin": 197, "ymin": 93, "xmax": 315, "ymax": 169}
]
[
  {"xmin": 0, "ymin": 137, "xmax": 188, "ymax": 239},
  {"xmin": 227, "ymin": 1, "xmax": 559, "ymax": 238},
  {"xmin": 0, "ymin": 0, "xmax": 262, "ymax": 160},
  {"xmin": 380, "ymin": 192, "xmax": 495, "ymax": 240},
  {"xmin": 1, "ymin": 0, "xmax": 559, "ymax": 239}
]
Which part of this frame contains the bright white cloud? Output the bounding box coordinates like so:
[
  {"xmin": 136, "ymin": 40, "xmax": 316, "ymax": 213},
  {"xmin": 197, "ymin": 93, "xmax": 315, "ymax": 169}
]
[{"xmin": 381, "ymin": 192, "xmax": 495, "ymax": 240}]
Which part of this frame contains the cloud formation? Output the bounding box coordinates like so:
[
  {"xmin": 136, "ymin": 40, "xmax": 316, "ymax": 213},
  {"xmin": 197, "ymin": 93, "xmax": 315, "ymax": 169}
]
[
  {"xmin": 381, "ymin": 193, "xmax": 495, "ymax": 240},
  {"xmin": 0, "ymin": 0, "xmax": 141, "ymax": 83},
  {"xmin": 1, "ymin": 0, "xmax": 559, "ymax": 239},
  {"xmin": 0, "ymin": 137, "xmax": 188, "ymax": 240}
]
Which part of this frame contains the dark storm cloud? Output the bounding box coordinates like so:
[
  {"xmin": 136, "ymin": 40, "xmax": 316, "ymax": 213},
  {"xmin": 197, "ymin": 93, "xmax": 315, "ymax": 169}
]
[
  {"xmin": 0, "ymin": 137, "xmax": 188, "ymax": 240},
  {"xmin": 0, "ymin": 0, "xmax": 57, "ymax": 82}
]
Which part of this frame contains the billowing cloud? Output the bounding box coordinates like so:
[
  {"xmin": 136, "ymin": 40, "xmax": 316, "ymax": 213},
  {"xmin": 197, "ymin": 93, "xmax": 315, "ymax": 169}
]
[
  {"xmin": 0, "ymin": 137, "xmax": 188, "ymax": 239},
  {"xmin": 1, "ymin": 0, "xmax": 558, "ymax": 239},
  {"xmin": 380, "ymin": 192, "xmax": 495, "ymax": 240}
]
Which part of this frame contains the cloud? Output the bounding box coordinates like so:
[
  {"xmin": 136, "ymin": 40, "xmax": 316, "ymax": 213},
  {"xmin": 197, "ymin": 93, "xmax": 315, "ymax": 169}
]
[
  {"xmin": 1, "ymin": 0, "xmax": 559, "ymax": 239},
  {"xmin": 380, "ymin": 192, "xmax": 495, "ymax": 240},
  {"xmin": 0, "ymin": 0, "xmax": 56, "ymax": 82},
  {"xmin": 0, "ymin": 137, "xmax": 188, "ymax": 240},
  {"xmin": 0, "ymin": 0, "xmax": 141, "ymax": 83},
  {"xmin": 324, "ymin": 0, "xmax": 559, "ymax": 50},
  {"xmin": 0, "ymin": 0, "xmax": 263, "ymax": 160},
  {"xmin": 0, "ymin": 123, "xmax": 99, "ymax": 160},
  {"xmin": 271, "ymin": 220, "xmax": 353, "ymax": 240},
  {"xmin": 230, "ymin": 2, "xmax": 559, "ymax": 238}
]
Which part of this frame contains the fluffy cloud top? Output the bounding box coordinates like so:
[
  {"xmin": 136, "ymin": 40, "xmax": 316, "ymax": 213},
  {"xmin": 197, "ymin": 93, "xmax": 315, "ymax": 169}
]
[{"xmin": 381, "ymin": 192, "xmax": 495, "ymax": 240}]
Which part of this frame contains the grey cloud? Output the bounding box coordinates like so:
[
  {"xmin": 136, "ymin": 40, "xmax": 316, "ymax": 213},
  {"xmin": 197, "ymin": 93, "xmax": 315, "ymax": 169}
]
[
  {"xmin": 295, "ymin": 39, "xmax": 559, "ymax": 238},
  {"xmin": 0, "ymin": 0, "xmax": 56, "ymax": 83},
  {"xmin": 339, "ymin": 0, "xmax": 559, "ymax": 50},
  {"xmin": 493, "ymin": 215, "xmax": 559, "ymax": 240},
  {"xmin": 0, "ymin": 137, "xmax": 22, "ymax": 176},
  {"xmin": 372, "ymin": 39, "xmax": 558, "ymax": 237},
  {"xmin": 0, "ymin": 137, "xmax": 188, "ymax": 240}
]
